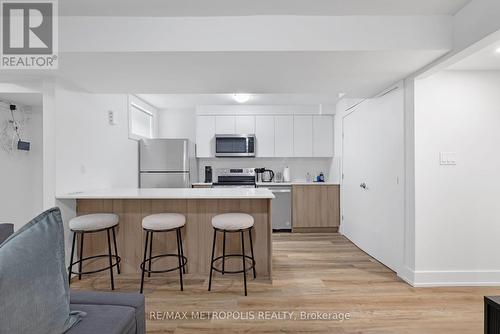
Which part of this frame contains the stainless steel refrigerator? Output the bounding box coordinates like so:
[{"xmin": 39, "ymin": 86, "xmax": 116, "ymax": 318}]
[{"xmin": 139, "ymin": 139, "xmax": 197, "ymax": 188}]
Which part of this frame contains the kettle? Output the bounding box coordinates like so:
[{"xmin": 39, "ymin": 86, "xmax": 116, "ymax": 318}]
[{"xmin": 261, "ymin": 169, "xmax": 274, "ymax": 182}]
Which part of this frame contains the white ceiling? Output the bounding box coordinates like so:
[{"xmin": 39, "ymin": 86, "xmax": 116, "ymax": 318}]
[
  {"xmin": 2, "ymin": 3, "xmax": 459, "ymax": 105},
  {"xmin": 0, "ymin": 93, "xmax": 43, "ymax": 107},
  {"xmin": 137, "ymin": 93, "xmax": 339, "ymax": 109},
  {"xmin": 448, "ymin": 43, "xmax": 500, "ymax": 70},
  {"xmin": 60, "ymin": 0, "xmax": 470, "ymax": 16},
  {"xmin": 25, "ymin": 50, "xmax": 443, "ymax": 104}
]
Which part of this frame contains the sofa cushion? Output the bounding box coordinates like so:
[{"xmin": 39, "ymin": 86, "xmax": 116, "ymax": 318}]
[
  {"xmin": 0, "ymin": 208, "xmax": 84, "ymax": 334},
  {"xmin": 70, "ymin": 290, "xmax": 145, "ymax": 334},
  {"xmin": 68, "ymin": 304, "xmax": 136, "ymax": 334}
]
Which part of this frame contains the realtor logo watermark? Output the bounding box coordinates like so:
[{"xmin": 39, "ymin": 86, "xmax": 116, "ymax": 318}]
[{"xmin": 1, "ymin": 0, "xmax": 58, "ymax": 69}]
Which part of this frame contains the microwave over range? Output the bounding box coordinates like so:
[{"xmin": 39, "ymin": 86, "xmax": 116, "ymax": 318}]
[{"xmin": 215, "ymin": 134, "xmax": 256, "ymax": 157}]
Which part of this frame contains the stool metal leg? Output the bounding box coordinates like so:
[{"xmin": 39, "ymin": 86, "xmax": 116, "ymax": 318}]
[
  {"xmin": 208, "ymin": 229, "xmax": 217, "ymax": 291},
  {"xmin": 68, "ymin": 232, "xmax": 76, "ymax": 286},
  {"xmin": 248, "ymin": 229, "xmax": 256, "ymax": 279},
  {"xmin": 78, "ymin": 233, "xmax": 84, "ymax": 280},
  {"xmin": 179, "ymin": 228, "xmax": 186, "ymax": 274},
  {"xmin": 140, "ymin": 231, "xmax": 149, "ymax": 294},
  {"xmin": 148, "ymin": 232, "xmax": 153, "ymax": 277},
  {"xmin": 241, "ymin": 230, "xmax": 247, "ymax": 296},
  {"xmin": 176, "ymin": 228, "xmax": 184, "ymax": 291},
  {"xmin": 222, "ymin": 231, "xmax": 226, "ymax": 275},
  {"xmin": 106, "ymin": 228, "xmax": 115, "ymax": 290},
  {"xmin": 112, "ymin": 227, "xmax": 120, "ymax": 274}
]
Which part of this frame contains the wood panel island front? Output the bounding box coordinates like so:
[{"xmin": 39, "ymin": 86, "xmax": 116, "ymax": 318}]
[{"xmin": 58, "ymin": 188, "xmax": 274, "ymax": 279}]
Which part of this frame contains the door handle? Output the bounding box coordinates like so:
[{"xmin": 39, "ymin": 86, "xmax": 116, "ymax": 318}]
[{"xmin": 360, "ymin": 182, "xmax": 367, "ymax": 189}]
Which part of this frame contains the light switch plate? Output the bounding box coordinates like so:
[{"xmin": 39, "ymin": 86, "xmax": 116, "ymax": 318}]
[
  {"xmin": 440, "ymin": 152, "xmax": 457, "ymax": 165},
  {"xmin": 108, "ymin": 110, "xmax": 117, "ymax": 125}
]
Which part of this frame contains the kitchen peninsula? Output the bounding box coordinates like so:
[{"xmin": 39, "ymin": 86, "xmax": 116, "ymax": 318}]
[{"xmin": 58, "ymin": 188, "xmax": 274, "ymax": 279}]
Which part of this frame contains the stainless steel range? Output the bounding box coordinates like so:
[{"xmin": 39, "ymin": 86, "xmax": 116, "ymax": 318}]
[{"xmin": 212, "ymin": 168, "xmax": 256, "ymax": 188}]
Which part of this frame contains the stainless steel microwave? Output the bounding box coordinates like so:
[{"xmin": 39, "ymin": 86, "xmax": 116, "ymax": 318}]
[{"xmin": 215, "ymin": 134, "xmax": 256, "ymax": 157}]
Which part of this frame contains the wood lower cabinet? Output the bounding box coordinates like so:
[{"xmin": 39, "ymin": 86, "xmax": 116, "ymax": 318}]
[{"xmin": 292, "ymin": 185, "xmax": 340, "ymax": 233}]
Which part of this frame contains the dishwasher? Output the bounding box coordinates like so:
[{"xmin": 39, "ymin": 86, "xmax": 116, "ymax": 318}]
[{"xmin": 266, "ymin": 186, "xmax": 292, "ymax": 232}]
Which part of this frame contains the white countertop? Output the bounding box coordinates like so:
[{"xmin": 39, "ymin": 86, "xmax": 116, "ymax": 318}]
[
  {"xmin": 57, "ymin": 188, "xmax": 275, "ymax": 200},
  {"xmin": 192, "ymin": 182, "xmax": 339, "ymax": 187}
]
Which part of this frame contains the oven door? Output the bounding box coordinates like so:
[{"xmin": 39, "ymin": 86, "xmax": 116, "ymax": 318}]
[{"xmin": 215, "ymin": 135, "xmax": 255, "ymax": 157}]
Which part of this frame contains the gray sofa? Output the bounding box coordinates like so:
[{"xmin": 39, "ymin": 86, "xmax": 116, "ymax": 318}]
[
  {"xmin": 0, "ymin": 223, "xmax": 145, "ymax": 334},
  {"xmin": 0, "ymin": 223, "xmax": 13, "ymax": 244}
]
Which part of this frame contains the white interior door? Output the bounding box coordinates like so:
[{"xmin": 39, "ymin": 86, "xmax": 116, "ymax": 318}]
[{"xmin": 342, "ymin": 87, "xmax": 404, "ymax": 273}]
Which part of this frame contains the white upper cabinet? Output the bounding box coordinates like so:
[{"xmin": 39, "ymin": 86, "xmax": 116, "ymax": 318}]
[
  {"xmin": 313, "ymin": 115, "xmax": 334, "ymax": 157},
  {"xmin": 215, "ymin": 116, "xmax": 235, "ymax": 134},
  {"xmin": 255, "ymin": 115, "xmax": 275, "ymax": 157},
  {"xmin": 235, "ymin": 115, "xmax": 255, "ymax": 134},
  {"xmin": 195, "ymin": 113, "xmax": 334, "ymax": 158},
  {"xmin": 274, "ymin": 115, "xmax": 294, "ymax": 157},
  {"xmin": 293, "ymin": 115, "xmax": 313, "ymax": 157},
  {"xmin": 196, "ymin": 115, "xmax": 216, "ymax": 158}
]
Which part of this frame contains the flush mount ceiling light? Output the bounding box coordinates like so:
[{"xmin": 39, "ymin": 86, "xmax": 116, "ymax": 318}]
[
  {"xmin": 496, "ymin": 47, "xmax": 500, "ymax": 54},
  {"xmin": 232, "ymin": 94, "xmax": 251, "ymax": 104}
]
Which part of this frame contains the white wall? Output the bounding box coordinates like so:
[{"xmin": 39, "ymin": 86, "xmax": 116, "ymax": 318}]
[
  {"xmin": 0, "ymin": 105, "xmax": 43, "ymax": 230},
  {"xmin": 158, "ymin": 108, "xmax": 196, "ymax": 142},
  {"xmin": 54, "ymin": 87, "xmax": 139, "ymax": 195},
  {"xmin": 42, "ymin": 84, "xmax": 143, "ymax": 265},
  {"xmin": 414, "ymin": 70, "xmax": 500, "ymax": 286}
]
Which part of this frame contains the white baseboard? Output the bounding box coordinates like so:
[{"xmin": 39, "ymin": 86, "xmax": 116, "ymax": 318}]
[
  {"xmin": 398, "ymin": 267, "xmax": 500, "ymax": 287},
  {"xmin": 411, "ymin": 270, "xmax": 500, "ymax": 287},
  {"xmin": 397, "ymin": 266, "xmax": 415, "ymax": 286}
]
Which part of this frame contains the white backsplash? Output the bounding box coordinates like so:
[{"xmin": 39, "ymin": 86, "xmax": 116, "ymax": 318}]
[{"xmin": 197, "ymin": 158, "xmax": 333, "ymax": 183}]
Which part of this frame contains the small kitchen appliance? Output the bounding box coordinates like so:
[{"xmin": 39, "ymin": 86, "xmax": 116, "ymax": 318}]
[
  {"xmin": 205, "ymin": 166, "xmax": 213, "ymax": 183},
  {"xmin": 212, "ymin": 168, "xmax": 256, "ymax": 187},
  {"xmin": 255, "ymin": 168, "xmax": 275, "ymax": 183},
  {"xmin": 261, "ymin": 169, "xmax": 275, "ymax": 182},
  {"xmin": 215, "ymin": 134, "xmax": 256, "ymax": 157}
]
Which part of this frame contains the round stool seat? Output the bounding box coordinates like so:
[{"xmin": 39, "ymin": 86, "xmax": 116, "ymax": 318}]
[
  {"xmin": 69, "ymin": 214, "xmax": 119, "ymax": 231},
  {"xmin": 211, "ymin": 213, "xmax": 254, "ymax": 231},
  {"xmin": 142, "ymin": 213, "xmax": 186, "ymax": 231}
]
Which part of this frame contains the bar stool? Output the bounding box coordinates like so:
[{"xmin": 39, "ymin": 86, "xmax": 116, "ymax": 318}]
[
  {"xmin": 140, "ymin": 213, "xmax": 187, "ymax": 293},
  {"xmin": 208, "ymin": 213, "xmax": 256, "ymax": 296},
  {"xmin": 68, "ymin": 213, "xmax": 121, "ymax": 290}
]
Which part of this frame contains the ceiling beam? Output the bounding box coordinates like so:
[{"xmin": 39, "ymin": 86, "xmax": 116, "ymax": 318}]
[{"xmin": 60, "ymin": 15, "xmax": 452, "ymax": 53}]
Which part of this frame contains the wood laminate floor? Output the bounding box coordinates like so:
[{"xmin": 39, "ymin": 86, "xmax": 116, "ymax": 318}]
[{"xmin": 70, "ymin": 233, "xmax": 498, "ymax": 333}]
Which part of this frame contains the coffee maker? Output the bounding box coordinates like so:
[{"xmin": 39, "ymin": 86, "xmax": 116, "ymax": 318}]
[
  {"xmin": 255, "ymin": 168, "xmax": 274, "ymax": 183},
  {"xmin": 205, "ymin": 166, "xmax": 212, "ymax": 183}
]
